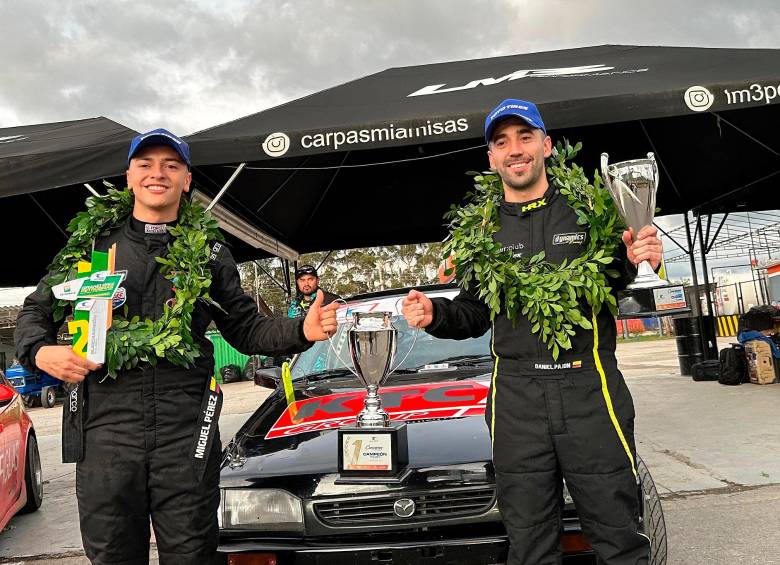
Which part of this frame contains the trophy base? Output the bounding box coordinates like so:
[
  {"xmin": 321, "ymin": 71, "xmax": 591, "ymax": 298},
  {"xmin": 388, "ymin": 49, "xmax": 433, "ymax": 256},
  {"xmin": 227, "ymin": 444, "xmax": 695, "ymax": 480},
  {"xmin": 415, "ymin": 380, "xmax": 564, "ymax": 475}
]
[
  {"xmin": 337, "ymin": 421, "xmax": 409, "ymax": 483},
  {"xmin": 617, "ymin": 285, "xmax": 691, "ymax": 319}
]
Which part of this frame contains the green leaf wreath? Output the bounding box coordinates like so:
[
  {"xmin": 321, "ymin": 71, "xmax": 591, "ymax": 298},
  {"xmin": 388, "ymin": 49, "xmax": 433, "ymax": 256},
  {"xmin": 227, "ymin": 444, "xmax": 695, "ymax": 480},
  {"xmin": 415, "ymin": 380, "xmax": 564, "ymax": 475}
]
[
  {"xmin": 45, "ymin": 184, "xmax": 223, "ymax": 378},
  {"xmin": 443, "ymin": 140, "xmax": 625, "ymax": 360}
]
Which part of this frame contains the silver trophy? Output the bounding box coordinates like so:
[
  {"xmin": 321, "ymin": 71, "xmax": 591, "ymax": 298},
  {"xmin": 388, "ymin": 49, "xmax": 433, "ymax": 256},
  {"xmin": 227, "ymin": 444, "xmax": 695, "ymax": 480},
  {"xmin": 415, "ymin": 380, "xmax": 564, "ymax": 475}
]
[
  {"xmin": 601, "ymin": 152, "xmax": 668, "ymax": 289},
  {"xmin": 331, "ymin": 309, "xmax": 415, "ymax": 481},
  {"xmin": 347, "ymin": 311, "xmax": 397, "ymax": 427}
]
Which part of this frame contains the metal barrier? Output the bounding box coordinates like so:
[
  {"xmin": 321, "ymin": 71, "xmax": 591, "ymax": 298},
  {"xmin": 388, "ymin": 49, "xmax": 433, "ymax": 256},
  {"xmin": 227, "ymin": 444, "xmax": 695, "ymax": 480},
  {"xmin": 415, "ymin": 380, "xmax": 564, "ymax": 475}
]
[{"xmin": 716, "ymin": 315, "xmax": 739, "ymax": 337}]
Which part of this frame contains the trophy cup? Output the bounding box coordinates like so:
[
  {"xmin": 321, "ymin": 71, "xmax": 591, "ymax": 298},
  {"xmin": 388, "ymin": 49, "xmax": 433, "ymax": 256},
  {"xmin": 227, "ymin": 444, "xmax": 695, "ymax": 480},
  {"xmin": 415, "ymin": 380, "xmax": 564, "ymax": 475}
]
[
  {"xmin": 336, "ymin": 311, "xmax": 410, "ymax": 483},
  {"xmin": 601, "ymin": 153, "xmax": 689, "ymax": 318}
]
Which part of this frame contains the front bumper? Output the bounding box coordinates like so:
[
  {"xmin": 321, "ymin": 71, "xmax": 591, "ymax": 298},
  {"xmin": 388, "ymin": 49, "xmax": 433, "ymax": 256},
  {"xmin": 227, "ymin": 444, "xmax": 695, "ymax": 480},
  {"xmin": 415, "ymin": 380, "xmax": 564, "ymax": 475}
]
[
  {"xmin": 219, "ymin": 535, "xmax": 507, "ymax": 564},
  {"xmin": 218, "ymin": 532, "xmax": 595, "ymax": 565}
]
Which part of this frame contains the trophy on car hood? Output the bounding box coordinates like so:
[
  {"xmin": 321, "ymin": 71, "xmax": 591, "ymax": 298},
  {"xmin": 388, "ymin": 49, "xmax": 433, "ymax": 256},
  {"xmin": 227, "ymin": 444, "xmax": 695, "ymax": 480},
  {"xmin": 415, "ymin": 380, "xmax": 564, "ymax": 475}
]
[
  {"xmin": 335, "ymin": 311, "xmax": 411, "ymax": 483},
  {"xmin": 601, "ymin": 153, "xmax": 689, "ymax": 318}
]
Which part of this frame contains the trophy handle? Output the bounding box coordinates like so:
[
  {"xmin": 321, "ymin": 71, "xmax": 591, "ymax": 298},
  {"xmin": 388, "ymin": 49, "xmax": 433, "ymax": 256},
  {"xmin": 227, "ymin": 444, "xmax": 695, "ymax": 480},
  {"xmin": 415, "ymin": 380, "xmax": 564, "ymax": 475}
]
[
  {"xmin": 600, "ymin": 153, "xmax": 613, "ymax": 194},
  {"xmin": 326, "ymin": 299, "xmax": 360, "ymax": 378},
  {"xmin": 388, "ymin": 296, "xmax": 418, "ymax": 374},
  {"xmin": 389, "ymin": 329, "xmax": 419, "ymax": 375},
  {"xmin": 648, "ymin": 152, "xmax": 659, "ymax": 213}
]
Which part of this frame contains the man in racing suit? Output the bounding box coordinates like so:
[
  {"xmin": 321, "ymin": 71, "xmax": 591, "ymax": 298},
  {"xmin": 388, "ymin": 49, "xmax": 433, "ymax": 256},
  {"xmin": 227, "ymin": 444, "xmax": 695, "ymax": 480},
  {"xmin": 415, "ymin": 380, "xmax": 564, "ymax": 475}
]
[
  {"xmin": 15, "ymin": 129, "xmax": 337, "ymax": 565},
  {"xmin": 402, "ymin": 100, "xmax": 663, "ymax": 564}
]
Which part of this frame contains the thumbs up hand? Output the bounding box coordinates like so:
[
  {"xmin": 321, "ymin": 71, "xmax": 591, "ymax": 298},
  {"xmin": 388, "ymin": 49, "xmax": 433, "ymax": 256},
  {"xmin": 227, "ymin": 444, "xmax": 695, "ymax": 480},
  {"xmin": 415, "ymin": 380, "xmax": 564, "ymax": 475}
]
[{"xmin": 303, "ymin": 291, "xmax": 339, "ymax": 342}]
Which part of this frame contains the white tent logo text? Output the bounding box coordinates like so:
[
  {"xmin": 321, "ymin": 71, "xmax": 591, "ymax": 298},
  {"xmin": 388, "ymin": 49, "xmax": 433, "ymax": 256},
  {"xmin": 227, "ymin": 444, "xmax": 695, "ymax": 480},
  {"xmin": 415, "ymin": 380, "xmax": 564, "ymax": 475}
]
[{"xmin": 408, "ymin": 64, "xmax": 630, "ymax": 97}]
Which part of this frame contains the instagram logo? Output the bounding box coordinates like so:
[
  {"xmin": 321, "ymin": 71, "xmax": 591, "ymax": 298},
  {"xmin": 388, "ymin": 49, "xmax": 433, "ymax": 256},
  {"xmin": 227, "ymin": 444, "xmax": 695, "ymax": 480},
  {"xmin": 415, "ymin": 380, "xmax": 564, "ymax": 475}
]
[
  {"xmin": 262, "ymin": 132, "xmax": 290, "ymax": 157},
  {"xmin": 684, "ymin": 86, "xmax": 714, "ymax": 112}
]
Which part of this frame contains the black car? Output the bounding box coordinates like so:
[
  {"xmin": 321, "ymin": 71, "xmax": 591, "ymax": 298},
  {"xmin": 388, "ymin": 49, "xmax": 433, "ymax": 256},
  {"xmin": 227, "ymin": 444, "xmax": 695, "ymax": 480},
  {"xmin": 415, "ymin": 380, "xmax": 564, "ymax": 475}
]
[{"xmin": 218, "ymin": 286, "xmax": 667, "ymax": 565}]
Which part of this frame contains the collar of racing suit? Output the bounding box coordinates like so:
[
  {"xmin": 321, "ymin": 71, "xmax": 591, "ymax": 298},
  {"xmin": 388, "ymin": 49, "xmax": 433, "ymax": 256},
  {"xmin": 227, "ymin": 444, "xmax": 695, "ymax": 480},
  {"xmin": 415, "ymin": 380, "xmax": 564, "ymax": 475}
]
[{"xmin": 500, "ymin": 178, "xmax": 558, "ymax": 217}]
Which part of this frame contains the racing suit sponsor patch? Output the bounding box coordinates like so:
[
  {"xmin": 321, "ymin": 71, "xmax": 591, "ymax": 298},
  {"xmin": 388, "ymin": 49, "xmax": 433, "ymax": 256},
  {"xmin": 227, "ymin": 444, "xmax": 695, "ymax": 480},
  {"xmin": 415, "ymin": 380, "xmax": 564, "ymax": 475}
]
[
  {"xmin": 552, "ymin": 232, "xmax": 586, "ymax": 245},
  {"xmin": 192, "ymin": 377, "xmax": 223, "ymax": 480},
  {"xmin": 144, "ymin": 223, "xmax": 168, "ymax": 234},
  {"xmin": 520, "ymin": 198, "xmax": 546, "ymax": 214},
  {"xmin": 533, "ymin": 360, "xmax": 583, "ymax": 370}
]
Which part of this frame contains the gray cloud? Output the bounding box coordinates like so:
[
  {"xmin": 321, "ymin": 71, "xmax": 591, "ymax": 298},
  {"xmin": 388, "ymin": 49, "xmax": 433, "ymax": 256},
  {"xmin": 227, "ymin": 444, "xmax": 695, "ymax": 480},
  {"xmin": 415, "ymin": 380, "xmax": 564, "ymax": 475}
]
[{"xmin": 1, "ymin": 0, "xmax": 779, "ymax": 134}]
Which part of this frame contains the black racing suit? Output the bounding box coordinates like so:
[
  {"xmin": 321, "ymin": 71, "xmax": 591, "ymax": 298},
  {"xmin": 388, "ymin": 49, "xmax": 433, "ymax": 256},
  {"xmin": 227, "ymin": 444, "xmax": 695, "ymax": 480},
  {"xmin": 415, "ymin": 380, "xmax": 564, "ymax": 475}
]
[
  {"xmin": 15, "ymin": 217, "xmax": 312, "ymax": 565},
  {"xmin": 426, "ymin": 183, "xmax": 650, "ymax": 564}
]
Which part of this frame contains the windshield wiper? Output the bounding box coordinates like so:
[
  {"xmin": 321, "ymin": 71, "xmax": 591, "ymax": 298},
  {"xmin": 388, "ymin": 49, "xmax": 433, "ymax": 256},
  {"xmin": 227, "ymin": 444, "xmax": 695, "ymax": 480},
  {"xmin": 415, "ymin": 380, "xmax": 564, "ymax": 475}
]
[
  {"xmin": 298, "ymin": 367, "xmax": 420, "ymax": 384},
  {"xmin": 297, "ymin": 368, "xmax": 357, "ymax": 384},
  {"xmin": 412, "ymin": 354, "xmax": 494, "ymax": 370}
]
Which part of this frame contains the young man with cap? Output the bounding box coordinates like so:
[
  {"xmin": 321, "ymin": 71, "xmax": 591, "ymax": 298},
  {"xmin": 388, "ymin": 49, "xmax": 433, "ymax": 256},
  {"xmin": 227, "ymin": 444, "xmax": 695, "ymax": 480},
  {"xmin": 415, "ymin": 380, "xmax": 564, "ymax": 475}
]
[
  {"xmin": 15, "ymin": 129, "xmax": 338, "ymax": 565},
  {"xmin": 402, "ymin": 100, "xmax": 662, "ymax": 564},
  {"xmin": 287, "ymin": 263, "xmax": 340, "ymax": 318}
]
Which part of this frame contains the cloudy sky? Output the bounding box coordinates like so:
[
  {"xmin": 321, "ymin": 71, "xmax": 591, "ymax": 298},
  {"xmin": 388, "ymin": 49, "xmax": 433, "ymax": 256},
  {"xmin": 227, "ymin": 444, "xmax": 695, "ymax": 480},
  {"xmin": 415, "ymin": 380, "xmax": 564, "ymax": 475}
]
[
  {"xmin": 1, "ymin": 0, "xmax": 779, "ymax": 135},
  {"xmin": 2, "ymin": 0, "xmax": 779, "ymax": 287}
]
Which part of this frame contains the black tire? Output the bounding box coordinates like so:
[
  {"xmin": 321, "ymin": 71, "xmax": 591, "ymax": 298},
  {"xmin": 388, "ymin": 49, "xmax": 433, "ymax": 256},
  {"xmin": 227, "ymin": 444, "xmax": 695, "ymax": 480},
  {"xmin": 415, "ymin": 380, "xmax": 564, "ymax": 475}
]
[
  {"xmin": 40, "ymin": 386, "xmax": 56, "ymax": 408},
  {"xmin": 21, "ymin": 395, "xmax": 34, "ymax": 408},
  {"xmin": 220, "ymin": 364, "xmax": 242, "ymax": 384},
  {"xmin": 19, "ymin": 434, "xmax": 43, "ymax": 514},
  {"xmin": 637, "ymin": 455, "xmax": 667, "ymax": 565},
  {"xmin": 243, "ymin": 357, "xmax": 261, "ymax": 381}
]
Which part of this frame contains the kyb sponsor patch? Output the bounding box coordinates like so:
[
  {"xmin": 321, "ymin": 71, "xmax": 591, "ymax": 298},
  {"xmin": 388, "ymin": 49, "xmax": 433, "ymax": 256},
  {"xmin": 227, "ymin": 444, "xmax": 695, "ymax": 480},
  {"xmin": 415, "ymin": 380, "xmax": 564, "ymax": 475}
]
[{"xmin": 553, "ymin": 232, "xmax": 586, "ymax": 245}]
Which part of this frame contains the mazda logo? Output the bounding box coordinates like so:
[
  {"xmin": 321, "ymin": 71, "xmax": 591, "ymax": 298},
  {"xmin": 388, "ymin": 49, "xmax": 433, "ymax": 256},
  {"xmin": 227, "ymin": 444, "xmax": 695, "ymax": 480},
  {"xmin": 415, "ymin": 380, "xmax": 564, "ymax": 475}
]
[{"xmin": 393, "ymin": 498, "xmax": 416, "ymax": 518}]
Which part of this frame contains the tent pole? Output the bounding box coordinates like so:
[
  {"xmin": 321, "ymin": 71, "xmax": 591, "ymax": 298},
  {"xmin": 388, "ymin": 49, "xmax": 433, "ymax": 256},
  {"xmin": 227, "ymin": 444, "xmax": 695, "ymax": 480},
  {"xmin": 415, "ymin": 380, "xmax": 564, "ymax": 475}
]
[
  {"xmin": 28, "ymin": 194, "xmax": 68, "ymax": 239},
  {"xmin": 684, "ymin": 212, "xmax": 710, "ymax": 364},
  {"xmin": 206, "ymin": 163, "xmax": 246, "ymax": 211},
  {"xmin": 654, "ymin": 222, "xmax": 689, "ymax": 254},
  {"xmin": 684, "ymin": 213, "xmax": 701, "ymax": 313},
  {"xmin": 696, "ymin": 211, "xmax": 717, "ymax": 360},
  {"xmin": 283, "ymin": 259, "xmax": 292, "ymax": 304}
]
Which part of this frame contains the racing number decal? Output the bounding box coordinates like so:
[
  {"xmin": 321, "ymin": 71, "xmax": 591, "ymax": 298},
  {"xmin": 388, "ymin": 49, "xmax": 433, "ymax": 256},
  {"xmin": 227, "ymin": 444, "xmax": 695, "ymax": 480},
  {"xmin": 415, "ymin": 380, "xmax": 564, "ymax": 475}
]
[
  {"xmin": 346, "ymin": 438, "xmax": 362, "ymax": 467},
  {"xmin": 68, "ymin": 319, "xmax": 89, "ymax": 358}
]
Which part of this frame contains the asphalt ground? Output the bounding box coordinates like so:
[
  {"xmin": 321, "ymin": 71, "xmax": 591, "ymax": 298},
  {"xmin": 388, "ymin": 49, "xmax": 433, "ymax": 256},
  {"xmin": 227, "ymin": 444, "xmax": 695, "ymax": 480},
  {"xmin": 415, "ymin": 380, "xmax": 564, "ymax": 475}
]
[{"xmin": 2, "ymin": 337, "xmax": 780, "ymax": 564}]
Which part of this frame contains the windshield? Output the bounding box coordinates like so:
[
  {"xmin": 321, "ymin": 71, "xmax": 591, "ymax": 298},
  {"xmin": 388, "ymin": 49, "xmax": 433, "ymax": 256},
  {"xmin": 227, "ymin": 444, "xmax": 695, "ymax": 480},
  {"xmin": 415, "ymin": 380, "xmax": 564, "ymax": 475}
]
[{"xmin": 291, "ymin": 313, "xmax": 492, "ymax": 379}]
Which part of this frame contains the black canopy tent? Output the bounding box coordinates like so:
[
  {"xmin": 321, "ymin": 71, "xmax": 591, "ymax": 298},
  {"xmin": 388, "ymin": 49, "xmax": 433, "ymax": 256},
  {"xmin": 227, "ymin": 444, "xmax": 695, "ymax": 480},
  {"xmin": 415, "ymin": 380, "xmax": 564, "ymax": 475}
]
[
  {"xmin": 0, "ymin": 118, "xmax": 137, "ymax": 286},
  {"xmin": 184, "ymin": 44, "xmax": 780, "ymax": 359},
  {"xmin": 0, "ymin": 117, "xmax": 263, "ymax": 286},
  {"xmin": 0, "ymin": 117, "xmax": 138, "ymax": 198},
  {"xmin": 184, "ymin": 44, "xmax": 780, "ymax": 254}
]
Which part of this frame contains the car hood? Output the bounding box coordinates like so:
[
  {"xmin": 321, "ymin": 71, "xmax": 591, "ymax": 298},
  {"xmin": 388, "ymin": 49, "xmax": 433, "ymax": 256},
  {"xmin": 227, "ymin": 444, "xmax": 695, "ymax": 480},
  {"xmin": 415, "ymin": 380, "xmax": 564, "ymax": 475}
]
[{"xmin": 221, "ymin": 369, "xmax": 495, "ymax": 496}]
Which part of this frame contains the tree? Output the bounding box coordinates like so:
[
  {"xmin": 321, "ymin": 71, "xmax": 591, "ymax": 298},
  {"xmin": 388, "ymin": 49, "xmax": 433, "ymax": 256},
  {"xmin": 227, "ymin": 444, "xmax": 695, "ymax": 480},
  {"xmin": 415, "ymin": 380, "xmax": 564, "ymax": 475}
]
[{"xmin": 238, "ymin": 243, "xmax": 445, "ymax": 316}]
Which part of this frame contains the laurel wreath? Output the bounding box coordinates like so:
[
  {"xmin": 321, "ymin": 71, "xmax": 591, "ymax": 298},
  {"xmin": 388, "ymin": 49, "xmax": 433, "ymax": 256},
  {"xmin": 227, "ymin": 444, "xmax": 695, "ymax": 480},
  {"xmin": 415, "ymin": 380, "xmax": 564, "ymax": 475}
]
[
  {"xmin": 45, "ymin": 184, "xmax": 223, "ymax": 378},
  {"xmin": 443, "ymin": 140, "xmax": 625, "ymax": 360}
]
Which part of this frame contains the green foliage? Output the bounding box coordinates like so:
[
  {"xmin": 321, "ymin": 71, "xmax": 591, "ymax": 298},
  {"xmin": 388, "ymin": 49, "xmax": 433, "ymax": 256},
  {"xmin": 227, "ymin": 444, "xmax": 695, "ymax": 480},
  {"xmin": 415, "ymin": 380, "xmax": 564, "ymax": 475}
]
[
  {"xmin": 45, "ymin": 184, "xmax": 223, "ymax": 378},
  {"xmin": 443, "ymin": 140, "xmax": 625, "ymax": 360}
]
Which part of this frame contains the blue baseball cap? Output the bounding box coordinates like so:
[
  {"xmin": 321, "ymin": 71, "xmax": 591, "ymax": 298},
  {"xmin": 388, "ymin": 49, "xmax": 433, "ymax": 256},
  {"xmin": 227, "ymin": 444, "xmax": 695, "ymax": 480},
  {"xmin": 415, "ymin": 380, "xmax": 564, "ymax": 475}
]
[
  {"xmin": 127, "ymin": 128, "xmax": 191, "ymax": 168},
  {"xmin": 484, "ymin": 99, "xmax": 546, "ymax": 144}
]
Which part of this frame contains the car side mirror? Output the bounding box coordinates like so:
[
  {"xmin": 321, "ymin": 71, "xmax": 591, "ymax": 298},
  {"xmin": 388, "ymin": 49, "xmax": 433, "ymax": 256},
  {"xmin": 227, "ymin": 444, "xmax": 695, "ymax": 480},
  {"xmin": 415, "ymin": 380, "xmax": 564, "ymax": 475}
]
[{"xmin": 254, "ymin": 367, "xmax": 282, "ymax": 389}]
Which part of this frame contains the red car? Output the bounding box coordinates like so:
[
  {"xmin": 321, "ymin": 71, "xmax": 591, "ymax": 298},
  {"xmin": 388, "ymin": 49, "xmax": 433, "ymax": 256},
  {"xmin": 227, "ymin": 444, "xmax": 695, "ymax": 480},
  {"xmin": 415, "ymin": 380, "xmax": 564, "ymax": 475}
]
[{"xmin": 0, "ymin": 370, "xmax": 42, "ymax": 530}]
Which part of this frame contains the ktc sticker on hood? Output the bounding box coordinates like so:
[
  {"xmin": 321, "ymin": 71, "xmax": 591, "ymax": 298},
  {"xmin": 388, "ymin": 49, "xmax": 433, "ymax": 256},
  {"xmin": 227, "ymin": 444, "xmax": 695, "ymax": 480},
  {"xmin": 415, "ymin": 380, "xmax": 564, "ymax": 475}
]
[{"xmin": 265, "ymin": 380, "xmax": 489, "ymax": 439}]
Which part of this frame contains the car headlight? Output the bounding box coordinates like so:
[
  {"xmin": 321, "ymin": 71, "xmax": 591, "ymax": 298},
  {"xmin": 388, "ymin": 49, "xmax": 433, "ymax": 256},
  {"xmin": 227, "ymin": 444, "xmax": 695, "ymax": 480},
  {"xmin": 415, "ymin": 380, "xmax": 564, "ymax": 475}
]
[{"xmin": 219, "ymin": 488, "xmax": 304, "ymax": 531}]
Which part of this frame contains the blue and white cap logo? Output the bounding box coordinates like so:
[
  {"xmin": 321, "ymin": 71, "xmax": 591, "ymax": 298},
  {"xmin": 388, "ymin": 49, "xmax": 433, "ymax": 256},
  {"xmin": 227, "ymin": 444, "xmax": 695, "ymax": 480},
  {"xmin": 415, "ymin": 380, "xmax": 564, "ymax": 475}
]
[{"xmin": 484, "ymin": 98, "xmax": 546, "ymax": 143}]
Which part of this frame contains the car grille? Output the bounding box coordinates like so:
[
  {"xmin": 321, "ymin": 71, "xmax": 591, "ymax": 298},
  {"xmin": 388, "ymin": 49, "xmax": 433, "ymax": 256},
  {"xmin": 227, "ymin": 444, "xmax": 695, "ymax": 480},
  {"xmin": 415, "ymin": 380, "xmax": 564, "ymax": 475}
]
[{"xmin": 314, "ymin": 486, "xmax": 496, "ymax": 527}]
